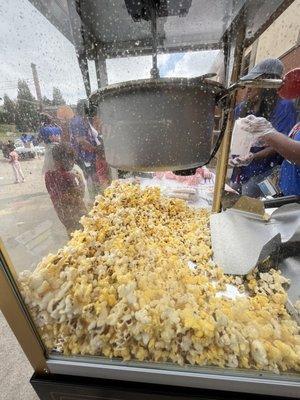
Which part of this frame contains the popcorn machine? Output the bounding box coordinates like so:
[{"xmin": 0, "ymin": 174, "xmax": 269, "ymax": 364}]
[{"xmin": 0, "ymin": 1, "xmax": 299, "ymax": 399}]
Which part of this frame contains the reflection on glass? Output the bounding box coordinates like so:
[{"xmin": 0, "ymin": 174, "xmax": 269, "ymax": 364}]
[{"xmin": 0, "ymin": 0, "xmax": 299, "ymax": 380}]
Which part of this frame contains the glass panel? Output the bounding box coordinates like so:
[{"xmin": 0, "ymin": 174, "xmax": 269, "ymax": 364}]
[
  {"xmin": 106, "ymin": 50, "xmax": 222, "ymax": 83},
  {"xmin": 0, "ymin": 0, "xmax": 299, "ymax": 389}
]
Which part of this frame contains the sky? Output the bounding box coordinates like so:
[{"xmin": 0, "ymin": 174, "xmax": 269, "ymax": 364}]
[{"xmin": 0, "ymin": 0, "xmax": 221, "ymax": 105}]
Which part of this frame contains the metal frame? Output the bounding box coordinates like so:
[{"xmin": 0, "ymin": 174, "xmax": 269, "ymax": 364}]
[
  {"xmin": 28, "ymin": 1, "xmax": 295, "ymax": 99},
  {"xmin": 67, "ymin": 0, "xmax": 92, "ymax": 97},
  {"xmin": 0, "ymin": 0, "xmax": 298, "ymax": 390},
  {"xmin": 212, "ymin": 15, "xmax": 246, "ymax": 212},
  {"xmin": 28, "ymin": 0, "xmax": 73, "ymax": 43},
  {"xmin": 0, "ymin": 240, "xmax": 48, "ymax": 374},
  {"xmin": 244, "ymin": 0, "xmax": 296, "ymax": 47},
  {"xmin": 95, "ymin": 53, "xmax": 108, "ymax": 89},
  {"xmin": 98, "ymin": 41, "xmax": 222, "ymax": 60},
  {"xmin": 47, "ymin": 358, "xmax": 300, "ymax": 398}
]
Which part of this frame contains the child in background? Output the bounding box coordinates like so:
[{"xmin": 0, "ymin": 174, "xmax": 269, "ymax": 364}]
[
  {"xmin": 8, "ymin": 145, "xmax": 25, "ymax": 183},
  {"xmin": 45, "ymin": 143, "xmax": 87, "ymax": 236}
]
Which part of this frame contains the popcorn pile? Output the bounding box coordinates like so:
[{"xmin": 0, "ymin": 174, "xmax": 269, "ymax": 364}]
[{"xmin": 19, "ymin": 183, "xmax": 300, "ymax": 373}]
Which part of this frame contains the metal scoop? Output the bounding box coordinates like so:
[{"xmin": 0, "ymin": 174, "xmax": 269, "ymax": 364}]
[{"xmin": 210, "ymin": 197, "xmax": 300, "ymax": 275}]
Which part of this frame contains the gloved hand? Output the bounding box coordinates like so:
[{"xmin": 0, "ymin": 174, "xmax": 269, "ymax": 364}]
[
  {"xmin": 201, "ymin": 167, "xmax": 213, "ymax": 180},
  {"xmin": 228, "ymin": 153, "xmax": 254, "ymax": 167},
  {"xmin": 242, "ymin": 115, "xmax": 277, "ymax": 137}
]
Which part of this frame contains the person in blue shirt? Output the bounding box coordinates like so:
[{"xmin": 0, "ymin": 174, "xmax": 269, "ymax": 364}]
[
  {"xmin": 242, "ymin": 121, "xmax": 300, "ymax": 196},
  {"xmin": 69, "ymin": 100, "xmax": 101, "ymax": 199},
  {"xmin": 38, "ymin": 113, "xmax": 62, "ymax": 144},
  {"xmin": 38, "ymin": 113, "xmax": 62, "ymax": 173},
  {"xmin": 20, "ymin": 133, "xmax": 34, "ymax": 145},
  {"xmin": 242, "ymin": 67, "xmax": 300, "ymax": 196},
  {"xmin": 231, "ymin": 59, "xmax": 297, "ymax": 197}
]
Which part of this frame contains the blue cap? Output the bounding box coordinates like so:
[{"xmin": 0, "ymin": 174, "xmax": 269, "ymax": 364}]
[{"xmin": 240, "ymin": 58, "xmax": 284, "ymax": 81}]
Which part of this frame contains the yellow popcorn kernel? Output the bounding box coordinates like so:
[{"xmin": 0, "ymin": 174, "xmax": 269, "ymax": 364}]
[
  {"xmin": 273, "ymin": 340, "xmax": 299, "ymax": 363},
  {"xmin": 136, "ymin": 346, "xmax": 148, "ymax": 361},
  {"xmin": 264, "ymin": 341, "xmax": 282, "ymax": 363},
  {"xmin": 106, "ymin": 294, "xmax": 117, "ymax": 307},
  {"xmin": 272, "ymin": 293, "xmax": 288, "ymax": 305},
  {"xmin": 147, "ymin": 338, "xmax": 156, "ymax": 350},
  {"xmin": 19, "ymin": 183, "xmax": 299, "ymax": 373},
  {"xmin": 247, "ymin": 279, "xmax": 257, "ymax": 291},
  {"xmin": 102, "ymin": 346, "xmax": 113, "ymax": 358},
  {"xmin": 239, "ymin": 355, "xmax": 250, "ymax": 369},
  {"xmin": 259, "ymin": 324, "xmax": 275, "ymax": 340}
]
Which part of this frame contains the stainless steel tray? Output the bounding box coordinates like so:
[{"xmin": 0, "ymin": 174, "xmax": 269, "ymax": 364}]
[{"xmin": 47, "ymin": 352, "xmax": 300, "ymax": 398}]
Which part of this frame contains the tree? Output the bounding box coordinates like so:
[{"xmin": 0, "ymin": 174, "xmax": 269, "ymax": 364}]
[
  {"xmin": 3, "ymin": 94, "xmax": 16, "ymax": 124},
  {"xmin": 42, "ymin": 95, "xmax": 52, "ymax": 106},
  {"xmin": 52, "ymin": 87, "xmax": 66, "ymax": 106},
  {"xmin": 15, "ymin": 80, "xmax": 39, "ymax": 132},
  {"xmin": 0, "ymin": 107, "xmax": 7, "ymax": 124}
]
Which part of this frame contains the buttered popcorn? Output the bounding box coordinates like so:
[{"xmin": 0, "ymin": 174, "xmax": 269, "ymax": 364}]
[{"xmin": 19, "ymin": 182, "xmax": 300, "ymax": 372}]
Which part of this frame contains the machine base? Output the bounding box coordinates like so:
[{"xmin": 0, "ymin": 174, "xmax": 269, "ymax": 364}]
[{"xmin": 31, "ymin": 373, "xmax": 291, "ymax": 400}]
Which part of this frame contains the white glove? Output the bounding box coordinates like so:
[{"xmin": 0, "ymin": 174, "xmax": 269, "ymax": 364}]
[
  {"xmin": 229, "ymin": 153, "xmax": 254, "ymax": 167},
  {"xmin": 242, "ymin": 115, "xmax": 276, "ymax": 137}
]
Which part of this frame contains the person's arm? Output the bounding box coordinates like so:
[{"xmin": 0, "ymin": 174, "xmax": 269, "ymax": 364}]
[
  {"xmin": 263, "ymin": 132, "xmax": 300, "ymax": 165},
  {"xmin": 251, "ymin": 147, "xmax": 277, "ymax": 161}
]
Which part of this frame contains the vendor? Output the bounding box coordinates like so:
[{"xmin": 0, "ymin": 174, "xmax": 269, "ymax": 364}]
[
  {"xmin": 240, "ymin": 68, "xmax": 300, "ymax": 196},
  {"xmin": 231, "ymin": 58, "xmax": 297, "ymax": 196}
]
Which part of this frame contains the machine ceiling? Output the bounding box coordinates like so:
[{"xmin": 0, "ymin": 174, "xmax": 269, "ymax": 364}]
[{"xmin": 29, "ymin": 0, "xmax": 294, "ymax": 59}]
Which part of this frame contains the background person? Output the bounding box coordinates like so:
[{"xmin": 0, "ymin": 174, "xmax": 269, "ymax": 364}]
[
  {"xmin": 56, "ymin": 105, "xmax": 75, "ymax": 142},
  {"xmin": 234, "ymin": 68, "xmax": 300, "ymax": 196},
  {"xmin": 231, "ymin": 58, "xmax": 297, "ymax": 197},
  {"xmin": 45, "ymin": 143, "xmax": 87, "ymax": 236},
  {"xmin": 8, "ymin": 144, "xmax": 25, "ymax": 183},
  {"xmin": 69, "ymin": 100, "xmax": 102, "ymax": 199},
  {"xmin": 38, "ymin": 113, "xmax": 62, "ymax": 173}
]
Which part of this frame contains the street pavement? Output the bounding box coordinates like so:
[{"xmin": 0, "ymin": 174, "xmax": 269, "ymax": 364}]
[
  {"xmin": 0, "ymin": 312, "xmax": 38, "ymax": 400},
  {"xmin": 0, "ymin": 155, "xmax": 68, "ymax": 274}
]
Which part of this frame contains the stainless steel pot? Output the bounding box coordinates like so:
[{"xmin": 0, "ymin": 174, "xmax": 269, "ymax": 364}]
[
  {"xmin": 90, "ymin": 78, "xmax": 224, "ymax": 171},
  {"xmin": 90, "ymin": 77, "xmax": 282, "ymax": 172}
]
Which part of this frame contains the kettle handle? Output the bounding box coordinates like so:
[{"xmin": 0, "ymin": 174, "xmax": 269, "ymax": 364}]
[
  {"xmin": 217, "ymin": 78, "xmax": 283, "ymax": 102},
  {"xmin": 263, "ymin": 195, "xmax": 300, "ymax": 208}
]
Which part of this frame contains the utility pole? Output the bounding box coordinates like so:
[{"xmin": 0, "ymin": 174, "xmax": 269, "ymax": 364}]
[{"xmin": 31, "ymin": 63, "xmax": 43, "ymax": 111}]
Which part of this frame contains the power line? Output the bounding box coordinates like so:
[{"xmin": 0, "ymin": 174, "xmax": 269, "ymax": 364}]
[
  {"xmin": 0, "ymin": 83, "xmax": 36, "ymax": 91},
  {"xmin": 0, "ymin": 79, "xmax": 34, "ymax": 85},
  {"xmin": 0, "ymin": 81, "xmax": 35, "ymax": 85}
]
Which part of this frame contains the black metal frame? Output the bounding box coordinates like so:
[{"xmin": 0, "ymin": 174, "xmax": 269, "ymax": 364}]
[{"xmin": 31, "ymin": 373, "xmax": 294, "ymax": 400}]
